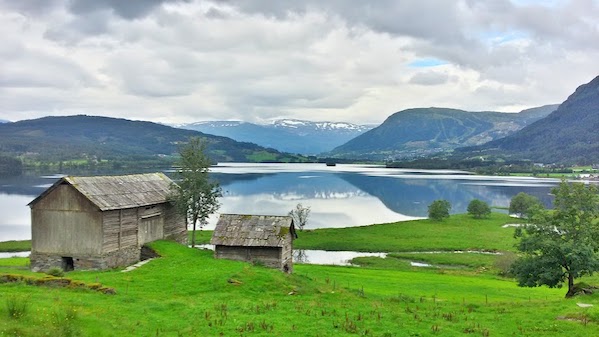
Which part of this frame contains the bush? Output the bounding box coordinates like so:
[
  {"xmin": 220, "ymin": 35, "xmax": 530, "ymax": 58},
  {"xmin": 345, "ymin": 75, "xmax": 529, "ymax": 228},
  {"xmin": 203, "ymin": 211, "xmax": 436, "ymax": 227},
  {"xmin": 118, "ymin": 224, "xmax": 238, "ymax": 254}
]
[
  {"xmin": 467, "ymin": 199, "xmax": 491, "ymax": 218},
  {"xmin": 47, "ymin": 267, "xmax": 65, "ymax": 277},
  {"xmin": 494, "ymin": 252, "xmax": 517, "ymax": 277},
  {"xmin": 428, "ymin": 200, "xmax": 451, "ymax": 221}
]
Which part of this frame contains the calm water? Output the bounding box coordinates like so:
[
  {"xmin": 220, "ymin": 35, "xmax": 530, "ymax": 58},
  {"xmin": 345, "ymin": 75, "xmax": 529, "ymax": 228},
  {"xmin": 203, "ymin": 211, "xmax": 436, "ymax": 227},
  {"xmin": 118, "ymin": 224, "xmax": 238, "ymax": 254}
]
[{"xmin": 0, "ymin": 163, "xmax": 561, "ymax": 242}]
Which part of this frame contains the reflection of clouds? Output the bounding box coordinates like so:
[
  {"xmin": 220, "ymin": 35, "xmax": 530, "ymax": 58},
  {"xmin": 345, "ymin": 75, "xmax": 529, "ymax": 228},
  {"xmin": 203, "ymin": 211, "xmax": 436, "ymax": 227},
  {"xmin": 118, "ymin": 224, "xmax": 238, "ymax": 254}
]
[
  {"xmin": 0, "ymin": 194, "xmax": 32, "ymax": 226},
  {"xmin": 0, "ymin": 225, "xmax": 31, "ymax": 241},
  {"xmin": 205, "ymin": 194, "xmax": 420, "ymax": 230}
]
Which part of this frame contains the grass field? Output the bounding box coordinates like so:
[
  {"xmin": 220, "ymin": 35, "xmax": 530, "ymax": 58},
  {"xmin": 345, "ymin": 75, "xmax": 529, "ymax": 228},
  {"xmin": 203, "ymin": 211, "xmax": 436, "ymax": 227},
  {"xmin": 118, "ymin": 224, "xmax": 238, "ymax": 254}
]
[
  {"xmin": 1, "ymin": 241, "xmax": 598, "ymax": 336},
  {"xmin": 294, "ymin": 213, "xmax": 521, "ymax": 252},
  {"xmin": 0, "ymin": 240, "xmax": 30, "ymax": 253},
  {"xmin": 2, "ymin": 213, "xmax": 599, "ymax": 335}
]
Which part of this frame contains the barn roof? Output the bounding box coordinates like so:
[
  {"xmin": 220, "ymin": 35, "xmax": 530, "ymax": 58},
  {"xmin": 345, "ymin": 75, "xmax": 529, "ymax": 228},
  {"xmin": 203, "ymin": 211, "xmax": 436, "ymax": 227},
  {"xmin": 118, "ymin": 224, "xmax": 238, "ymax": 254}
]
[
  {"xmin": 28, "ymin": 172, "xmax": 175, "ymax": 211},
  {"xmin": 210, "ymin": 214, "xmax": 297, "ymax": 248}
]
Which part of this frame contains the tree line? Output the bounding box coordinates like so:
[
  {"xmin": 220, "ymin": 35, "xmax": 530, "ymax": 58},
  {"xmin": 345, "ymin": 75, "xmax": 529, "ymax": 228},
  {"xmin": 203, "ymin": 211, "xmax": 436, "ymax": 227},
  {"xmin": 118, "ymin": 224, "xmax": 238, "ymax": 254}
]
[{"xmin": 427, "ymin": 181, "xmax": 599, "ymax": 297}]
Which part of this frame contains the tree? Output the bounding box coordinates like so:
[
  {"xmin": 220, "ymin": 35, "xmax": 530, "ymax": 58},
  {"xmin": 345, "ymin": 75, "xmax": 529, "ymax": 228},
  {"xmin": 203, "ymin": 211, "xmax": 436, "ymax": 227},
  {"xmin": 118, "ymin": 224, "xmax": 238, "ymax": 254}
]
[
  {"xmin": 467, "ymin": 199, "xmax": 491, "ymax": 218},
  {"xmin": 511, "ymin": 181, "xmax": 599, "ymax": 297},
  {"xmin": 171, "ymin": 137, "xmax": 221, "ymax": 247},
  {"xmin": 509, "ymin": 192, "xmax": 542, "ymax": 219},
  {"xmin": 428, "ymin": 199, "xmax": 451, "ymax": 221},
  {"xmin": 289, "ymin": 203, "xmax": 310, "ymax": 231}
]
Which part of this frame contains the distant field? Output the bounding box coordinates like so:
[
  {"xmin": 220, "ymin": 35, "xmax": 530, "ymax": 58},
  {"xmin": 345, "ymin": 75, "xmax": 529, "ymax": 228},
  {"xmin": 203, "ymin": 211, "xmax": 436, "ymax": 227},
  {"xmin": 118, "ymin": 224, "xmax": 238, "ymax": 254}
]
[
  {"xmin": 294, "ymin": 213, "xmax": 521, "ymax": 252},
  {"xmin": 0, "ymin": 240, "xmax": 30, "ymax": 252}
]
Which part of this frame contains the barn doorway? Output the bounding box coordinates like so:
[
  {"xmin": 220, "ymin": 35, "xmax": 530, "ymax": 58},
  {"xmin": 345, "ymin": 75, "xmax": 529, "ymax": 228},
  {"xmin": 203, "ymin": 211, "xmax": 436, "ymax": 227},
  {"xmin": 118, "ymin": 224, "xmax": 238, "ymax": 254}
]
[{"xmin": 61, "ymin": 257, "xmax": 74, "ymax": 271}]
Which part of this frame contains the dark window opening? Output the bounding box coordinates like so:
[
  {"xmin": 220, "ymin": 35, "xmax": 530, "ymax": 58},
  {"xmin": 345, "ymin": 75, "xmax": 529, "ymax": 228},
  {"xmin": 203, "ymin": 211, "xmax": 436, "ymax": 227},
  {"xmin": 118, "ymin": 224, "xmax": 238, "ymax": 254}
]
[{"xmin": 62, "ymin": 257, "xmax": 74, "ymax": 271}]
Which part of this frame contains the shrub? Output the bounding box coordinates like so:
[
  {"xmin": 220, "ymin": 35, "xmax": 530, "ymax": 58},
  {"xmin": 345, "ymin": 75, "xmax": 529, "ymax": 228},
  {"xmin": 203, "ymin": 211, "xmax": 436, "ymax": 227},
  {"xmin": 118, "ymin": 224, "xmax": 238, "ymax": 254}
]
[
  {"xmin": 47, "ymin": 267, "xmax": 65, "ymax": 277},
  {"xmin": 494, "ymin": 252, "xmax": 517, "ymax": 277},
  {"xmin": 467, "ymin": 199, "xmax": 491, "ymax": 218},
  {"xmin": 428, "ymin": 200, "xmax": 451, "ymax": 221}
]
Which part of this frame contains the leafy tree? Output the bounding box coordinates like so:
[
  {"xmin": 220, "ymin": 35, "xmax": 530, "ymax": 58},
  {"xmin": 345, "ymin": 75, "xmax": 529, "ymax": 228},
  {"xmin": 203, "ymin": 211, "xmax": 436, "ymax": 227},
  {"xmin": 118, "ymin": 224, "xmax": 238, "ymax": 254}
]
[
  {"xmin": 511, "ymin": 181, "xmax": 599, "ymax": 297},
  {"xmin": 428, "ymin": 199, "xmax": 451, "ymax": 221},
  {"xmin": 289, "ymin": 203, "xmax": 310, "ymax": 231},
  {"xmin": 467, "ymin": 199, "xmax": 491, "ymax": 218},
  {"xmin": 171, "ymin": 137, "xmax": 222, "ymax": 247},
  {"xmin": 509, "ymin": 192, "xmax": 542, "ymax": 219}
]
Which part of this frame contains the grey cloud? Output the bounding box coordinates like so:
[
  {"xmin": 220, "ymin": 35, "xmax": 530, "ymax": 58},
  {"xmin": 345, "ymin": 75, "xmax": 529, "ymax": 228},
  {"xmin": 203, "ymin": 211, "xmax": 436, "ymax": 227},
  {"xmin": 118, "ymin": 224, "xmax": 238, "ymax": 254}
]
[
  {"xmin": 409, "ymin": 71, "xmax": 450, "ymax": 86},
  {"xmin": 0, "ymin": 0, "xmax": 63, "ymax": 16},
  {"xmin": 67, "ymin": 0, "xmax": 182, "ymax": 19},
  {"xmin": 44, "ymin": 10, "xmax": 111, "ymax": 43},
  {"xmin": 0, "ymin": 43, "xmax": 98, "ymax": 89},
  {"xmin": 224, "ymin": 0, "xmax": 468, "ymax": 44}
]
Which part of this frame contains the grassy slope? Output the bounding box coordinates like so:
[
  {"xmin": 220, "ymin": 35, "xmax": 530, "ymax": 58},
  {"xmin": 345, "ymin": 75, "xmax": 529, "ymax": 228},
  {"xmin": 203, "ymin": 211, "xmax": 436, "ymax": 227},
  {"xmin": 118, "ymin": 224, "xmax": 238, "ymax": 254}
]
[{"xmin": 2, "ymin": 241, "xmax": 598, "ymax": 336}]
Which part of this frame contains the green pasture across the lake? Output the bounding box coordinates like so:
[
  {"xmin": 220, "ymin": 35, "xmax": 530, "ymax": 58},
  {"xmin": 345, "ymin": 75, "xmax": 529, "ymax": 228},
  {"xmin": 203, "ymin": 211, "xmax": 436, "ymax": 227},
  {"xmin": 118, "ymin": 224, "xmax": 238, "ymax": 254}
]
[{"xmin": 294, "ymin": 213, "xmax": 521, "ymax": 252}]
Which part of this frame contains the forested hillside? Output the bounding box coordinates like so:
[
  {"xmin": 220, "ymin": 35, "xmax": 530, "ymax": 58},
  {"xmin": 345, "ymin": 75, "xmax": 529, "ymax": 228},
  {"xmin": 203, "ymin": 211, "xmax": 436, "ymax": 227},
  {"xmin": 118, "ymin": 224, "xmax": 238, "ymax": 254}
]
[
  {"xmin": 329, "ymin": 105, "xmax": 557, "ymax": 160},
  {"xmin": 0, "ymin": 115, "xmax": 304, "ymax": 164},
  {"xmin": 459, "ymin": 75, "xmax": 599, "ymax": 164}
]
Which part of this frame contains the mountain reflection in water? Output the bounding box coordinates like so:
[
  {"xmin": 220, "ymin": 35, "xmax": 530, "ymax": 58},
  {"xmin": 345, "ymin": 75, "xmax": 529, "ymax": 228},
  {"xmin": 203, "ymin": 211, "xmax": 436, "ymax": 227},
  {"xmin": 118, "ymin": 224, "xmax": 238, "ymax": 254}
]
[{"xmin": 0, "ymin": 163, "xmax": 560, "ymax": 240}]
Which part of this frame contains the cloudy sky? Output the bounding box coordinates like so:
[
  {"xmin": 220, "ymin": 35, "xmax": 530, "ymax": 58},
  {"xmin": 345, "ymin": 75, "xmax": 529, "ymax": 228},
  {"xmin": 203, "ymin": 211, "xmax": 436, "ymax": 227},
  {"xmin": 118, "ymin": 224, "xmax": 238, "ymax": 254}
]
[{"xmin": 1, "ymin": 0, "xmax": 598, "ymax": 125}]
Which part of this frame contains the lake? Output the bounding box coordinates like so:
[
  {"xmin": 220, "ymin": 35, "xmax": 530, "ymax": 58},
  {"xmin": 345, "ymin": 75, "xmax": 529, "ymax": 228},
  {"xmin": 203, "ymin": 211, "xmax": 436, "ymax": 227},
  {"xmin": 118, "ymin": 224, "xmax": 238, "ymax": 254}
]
[{"xmin": 0, "ymin": 163, "xmax": 561, "ymax": 242}]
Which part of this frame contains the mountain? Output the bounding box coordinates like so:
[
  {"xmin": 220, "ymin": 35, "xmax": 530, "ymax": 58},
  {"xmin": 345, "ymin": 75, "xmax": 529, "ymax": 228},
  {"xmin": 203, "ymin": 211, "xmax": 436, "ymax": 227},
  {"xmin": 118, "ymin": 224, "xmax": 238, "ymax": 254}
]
[
  {"xmin": 458, "ymin": 76, "xmax": 599, "ymax": 164},
  {"xmin": 328, "ymin": 105, "xmax": 557, "ymax": 160},
  {"xmin": 178, "ymin": 119, "xmax": 374, "ymax": 155},
  {"xmin": 0, "ymin": 119, "xmax": 10, "ymax": 123},
  {"xmin": 0, "ymin": 115, "xmax": 304, "ymax": 163}
]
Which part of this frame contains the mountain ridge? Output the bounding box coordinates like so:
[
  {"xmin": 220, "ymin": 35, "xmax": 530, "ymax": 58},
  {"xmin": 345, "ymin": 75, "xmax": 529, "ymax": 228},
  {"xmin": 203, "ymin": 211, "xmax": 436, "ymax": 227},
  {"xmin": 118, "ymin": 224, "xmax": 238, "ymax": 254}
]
[
  {"xmin": 178, "ymin": 119, "xmax": 374, "ymax": 155},
  {"xmin": 0, "ymin": 115, "xmax": 304, "ymax": 163},
  {"xmin": 327, "ymin": 105, "xmax": 558, "ymax": 160},
  {"xmin": 458, "ymin": 75, "xmax": 599, "ymax": 164}
]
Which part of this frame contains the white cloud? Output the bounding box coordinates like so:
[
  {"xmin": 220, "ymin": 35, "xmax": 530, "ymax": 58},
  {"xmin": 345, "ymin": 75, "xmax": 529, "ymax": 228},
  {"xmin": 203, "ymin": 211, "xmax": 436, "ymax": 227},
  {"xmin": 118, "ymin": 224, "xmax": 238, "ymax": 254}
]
[{"xmin": 0, "ymin": 0, "xmax": 598, "ymax": 125}]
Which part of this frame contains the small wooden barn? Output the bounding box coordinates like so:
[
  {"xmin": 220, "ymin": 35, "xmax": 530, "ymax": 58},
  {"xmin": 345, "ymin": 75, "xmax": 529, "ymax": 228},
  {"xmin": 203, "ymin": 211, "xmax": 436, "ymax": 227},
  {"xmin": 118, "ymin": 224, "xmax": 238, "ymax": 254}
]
[
  {"xmin": 28, "ymin": 173, "xmax": 186, "ymax": 272},
  {"xmin": 210, "ymin": 214, "xmax": 297, "ymax": 273}
]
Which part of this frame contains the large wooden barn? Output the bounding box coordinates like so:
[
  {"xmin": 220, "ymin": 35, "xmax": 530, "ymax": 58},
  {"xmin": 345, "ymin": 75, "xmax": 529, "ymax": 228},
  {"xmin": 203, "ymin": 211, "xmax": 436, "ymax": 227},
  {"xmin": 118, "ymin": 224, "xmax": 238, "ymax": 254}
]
[
  {"xmin": 28, "ymin": 173, "xmax": 186, "ymax": 272},
  {"xmin": 210, "ymin": 214, "xmax": 297, "ymax": 273}
]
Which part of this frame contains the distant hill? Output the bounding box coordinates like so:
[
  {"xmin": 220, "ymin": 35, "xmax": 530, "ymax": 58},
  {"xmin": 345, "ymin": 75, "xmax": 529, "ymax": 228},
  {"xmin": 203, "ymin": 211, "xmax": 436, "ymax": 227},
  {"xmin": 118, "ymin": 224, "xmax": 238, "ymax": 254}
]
[
  {"xmin": 328, "ymin": 105, "xmax": 557, "ymax": 160},
  {"xmin": 458, "ymin": 75, "xmax": 599, "ymax": 164},
  {"xmin": 0, "ymin": 119, "xmax": 10, "ymax": 123},
  {"xmin": 178, "ymin": 119, "xmax": 374, "ymax": 155},
  {"xmin": 0, "ymin": 115, "xmax": 304, "ymax": 163}
]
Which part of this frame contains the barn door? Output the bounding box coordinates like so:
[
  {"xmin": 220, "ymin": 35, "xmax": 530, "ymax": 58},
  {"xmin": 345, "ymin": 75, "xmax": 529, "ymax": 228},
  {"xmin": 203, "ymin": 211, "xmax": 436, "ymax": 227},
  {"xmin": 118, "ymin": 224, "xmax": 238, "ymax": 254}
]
[{"xmin": 138, "ymin": 208, "xmax": 164, "ymax": 245}]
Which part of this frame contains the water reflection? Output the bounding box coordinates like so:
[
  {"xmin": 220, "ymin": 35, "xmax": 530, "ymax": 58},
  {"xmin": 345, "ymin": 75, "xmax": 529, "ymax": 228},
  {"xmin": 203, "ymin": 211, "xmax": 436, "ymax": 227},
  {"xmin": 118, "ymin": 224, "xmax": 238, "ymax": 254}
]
[
  {"xmin": 293, "ymin": 249, "xmax": 387, "ymax": 266},
  {"xmin": 0, "ymin": 163, "xmax": 562, "ymax": 241},
  {"xmin": 196, "ymin": 245, "xmax": 386, "ymax": 266}
]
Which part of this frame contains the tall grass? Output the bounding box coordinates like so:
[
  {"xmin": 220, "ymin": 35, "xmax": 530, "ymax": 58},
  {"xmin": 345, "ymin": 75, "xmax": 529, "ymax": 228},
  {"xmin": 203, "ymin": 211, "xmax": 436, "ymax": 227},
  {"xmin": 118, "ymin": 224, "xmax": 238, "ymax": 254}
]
[{"xmin": 5, "ymin": 295, "xmax": 29, "ymax": 319}]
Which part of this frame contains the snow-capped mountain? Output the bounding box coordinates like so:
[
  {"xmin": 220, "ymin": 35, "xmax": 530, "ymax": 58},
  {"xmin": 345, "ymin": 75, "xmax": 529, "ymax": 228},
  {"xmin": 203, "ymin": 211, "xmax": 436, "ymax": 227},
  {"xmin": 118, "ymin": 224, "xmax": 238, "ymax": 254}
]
[
  {"xmin": 177, "ymin": 119, "xmax": 375, "ymax": 155},
  {"xmin": 272, "ymin": 119, "xmax": 372, "ymax": 133}
]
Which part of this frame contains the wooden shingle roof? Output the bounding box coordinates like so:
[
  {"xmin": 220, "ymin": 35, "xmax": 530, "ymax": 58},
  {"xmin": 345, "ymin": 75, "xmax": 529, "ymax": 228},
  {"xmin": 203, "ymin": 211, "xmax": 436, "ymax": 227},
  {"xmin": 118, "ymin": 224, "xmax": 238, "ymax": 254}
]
[
  {"xmin": 210, "ymin": 214, "xmax": 296, "ymax": 248},
  {"xmin": 29, "ymin": 172, "xmax": 175, "ymax": 211}
]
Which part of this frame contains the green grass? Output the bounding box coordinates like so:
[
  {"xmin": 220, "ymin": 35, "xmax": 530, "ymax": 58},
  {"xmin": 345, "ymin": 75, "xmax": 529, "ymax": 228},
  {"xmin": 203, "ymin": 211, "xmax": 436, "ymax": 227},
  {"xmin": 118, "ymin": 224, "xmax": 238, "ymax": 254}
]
[
  {"xmin": 0, "ymin": 240, "xmax": 31, "ymax": 253},
  {"xmin": 188, "ymin": 230, "xmax": 212, "ymax": 245},
  {"xmin": 295, "ymin": 213, "xmax": 521, "ymax": 252},
  {"xmin": 1, "ymin": 240, "xmax": 598, "ymax": 336},
  {"xmin": 0, "ymin": 257, "xmax": 29, "ymax": 268}
]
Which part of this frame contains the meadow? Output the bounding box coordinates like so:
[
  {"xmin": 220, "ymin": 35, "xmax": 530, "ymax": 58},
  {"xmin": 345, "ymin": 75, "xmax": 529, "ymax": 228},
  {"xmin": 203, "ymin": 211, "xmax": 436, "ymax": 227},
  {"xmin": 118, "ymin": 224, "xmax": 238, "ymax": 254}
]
[{"xmin": 1, "ymin": 214, "xmax": 598, "ymax": 336}]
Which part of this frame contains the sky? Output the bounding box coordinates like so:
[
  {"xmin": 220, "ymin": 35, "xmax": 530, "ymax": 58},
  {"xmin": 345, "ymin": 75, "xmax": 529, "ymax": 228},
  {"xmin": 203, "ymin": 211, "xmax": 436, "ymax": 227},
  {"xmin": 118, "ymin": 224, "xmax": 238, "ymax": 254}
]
[{"xmin": 1, "ymin": 0, "xmax": 598, "ymax": 125}]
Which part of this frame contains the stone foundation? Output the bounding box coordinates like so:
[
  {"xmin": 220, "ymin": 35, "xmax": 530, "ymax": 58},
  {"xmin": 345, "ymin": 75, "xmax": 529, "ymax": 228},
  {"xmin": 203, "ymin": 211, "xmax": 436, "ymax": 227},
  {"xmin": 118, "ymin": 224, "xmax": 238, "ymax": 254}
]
[{"xmin": 30, "ymin": 246, "xmax": 142, "ymax": 272}]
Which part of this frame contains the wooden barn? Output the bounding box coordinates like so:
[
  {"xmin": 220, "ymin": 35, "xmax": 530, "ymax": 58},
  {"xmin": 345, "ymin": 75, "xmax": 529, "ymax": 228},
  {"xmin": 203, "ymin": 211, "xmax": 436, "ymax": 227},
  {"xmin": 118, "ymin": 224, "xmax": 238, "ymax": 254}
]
[
  {"xmin": 210, "ymin": 214, "xmax": 297, "ymax": 273},
  {"xmin": 28, "ymin": 173, "xmax": 186, "ymax": 272}
]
